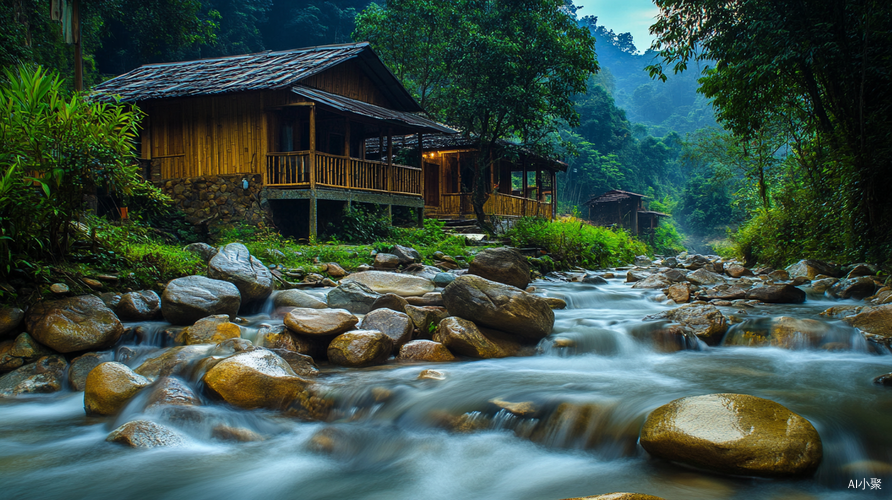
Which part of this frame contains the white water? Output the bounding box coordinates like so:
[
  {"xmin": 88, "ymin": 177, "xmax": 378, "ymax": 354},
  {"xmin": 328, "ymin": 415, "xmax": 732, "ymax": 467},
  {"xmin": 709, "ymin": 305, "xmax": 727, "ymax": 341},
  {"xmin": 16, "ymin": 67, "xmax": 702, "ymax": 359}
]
[{"xmin": 1, "ymin": 278, "xmax": 890, "ymax": 499}]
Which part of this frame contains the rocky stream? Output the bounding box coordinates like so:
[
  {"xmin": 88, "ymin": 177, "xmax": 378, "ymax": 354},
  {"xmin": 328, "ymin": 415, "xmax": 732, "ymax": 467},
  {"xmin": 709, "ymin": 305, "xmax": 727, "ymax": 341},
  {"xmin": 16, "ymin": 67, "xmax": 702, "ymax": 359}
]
[{"xmin": 1, "ymin": 245, "xmax": 890, "ymax": 499}]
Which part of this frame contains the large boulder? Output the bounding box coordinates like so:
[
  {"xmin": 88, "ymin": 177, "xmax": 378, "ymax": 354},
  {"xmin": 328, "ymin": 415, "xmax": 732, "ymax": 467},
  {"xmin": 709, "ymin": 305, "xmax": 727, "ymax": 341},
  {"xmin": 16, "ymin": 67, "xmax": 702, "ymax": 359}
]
[
  {"xmin": 326, "ymin": 281, "xmax": 381, "ymax": 314},
  {"xmin": 360, "ymin": 308, "xmax": 414, "ymax": 351},
  {"xmin": 370, "ymin": 293, "xmax": 410, "ymax": 313},
  {"xmin": 115, "ymin": 290, "xmax": 162, "ymax": 321},
  {"xmin": 433, "ymin": 317, "xmax": 524, "ymax": 358},
  {"xmin": 283, "ymin": 308, "xmax": 358, "ymax": 337},
  {"xmin": 0, "ymin": 333, "xmax": 52, "ymax": 373},
  {"xmin": 161, "ymin": 276, "xmax": 241, "ymax": 325},
  {"xmin": 786, "ymin": 259, "xmax": 838, "ymax": 280},
  {"xmin": 327, "ymin": 330, "xmax": 393, "ymax": 367},
  {"xmin": 468, "ymin": 247, "xmax": 530, "ymax": 289},
  {"xmin": 273, "ymin": 289, "xmax": 327, "ymax": 309},
  {"xmin": 207, "ymin": 243, "xmax": 273, "ymax": 304},
  {"xmin": 340, "ymin": 271, "xmax": 435, "ymax": 297},
  {"xmin": 644, "ymin": 304, "xmax": 728, "ymax": 345},
  {"xmin": 827, "ymin": 277, "xmax": 876, "ymax": 300},
  {"xmin": 0, "ymin": 306, "xmax": 24, "ymax": 338},
  {"xmin": 107, "ymin": 420, "xmax": 185, "ymax": 448},
  {"xmin": 442, "ymin": 275, "xmax": 554, "ymax": 342},
  {"xmin": 25, "ymin": 295, "xmax": 124, "ymax": 353},
  {"xmin": 665, "ymin": 283, "xmax": 693, "ymax": 304},
  {"xmin": 0, "ymin": 355, "xmax": 67, "ymax": 397},
  {"xmin": 373, "ymin": 253, "xmax": 400, "ymax": 269},
  {"xmin": 397, "ymin": 340, "xmax": 456, "ymax": 362},
  {"xmin": 702, "ymin": 283, "xmax": 750, "ymax": 301},
  {"xmin": 843, "ymin": 304, "xmax": 892, "ymax": 337},
  {"xmin": 176, "ymin": 314, "xmax": 242, "ymax": 345},
  {"xmin": 202, "ymin": 349, "xmax": 309, "ymax": 410},
  {"xmin": 84, "ymin": 361, "xmax": 151, "ymax": 415},
  {"xmin": 745, "ymin": 284, "xmax": 806, "ymax": 304},
  {"xmin": 639, "ymin": 393, "xmax": 822, "ymax": 477},
  {"xmin": 724, "ymin": 263, "xmax": 753, "ymax": 278},
  {"xmin": 405, "ymin": 305, "xmax": 449, "ymax": 337}
]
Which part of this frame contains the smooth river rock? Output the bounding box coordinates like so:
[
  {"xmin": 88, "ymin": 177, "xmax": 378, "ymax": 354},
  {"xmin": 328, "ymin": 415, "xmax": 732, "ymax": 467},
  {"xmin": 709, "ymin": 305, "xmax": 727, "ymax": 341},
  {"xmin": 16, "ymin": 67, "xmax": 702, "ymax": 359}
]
[
  {"xmin": 273, "ymin": 289, "xmax": 327, "ymax": 309},
  {"xmin": 107, "ymin": 420, "xmax": 185, "ymax": 448},
  {"xmin": 340, "ymin": 271, "xmax": 435, "ymax": 297},
  {"xmin": 115, "ymin": 290, "xmax": 162, "ymax": 321},
  {"xmin": 25, "ymin": 295, "xmax": 124, "ymax": 353},
  {"xmin": 176, "ymin": 314, "xmax": 242, "ymax": 345},
  {"xmin": 639, "ymin": 393, "xmax": 822, "ymax": 477},
  {"xmin": 468, "ymin": 247, "xmax": 531, "ymax": 289},
  {"xmin": 202, "ymin": 349, "xmax": 308, "ymax": 410},
  {"xmin": 0, "ymin": 333, "xmax": 52, "ymax": 373},
  {"xmin": 0, "ymin": 355, "xmax": 67, "ymax": 397},
  {"xmin": 644, "ymin": 304, "xmax": 728, "ymax": 345},
  {"xmin": 284, "ymin": 308, "xmax": 358, "ymax": 337},
  {"xmin": 326, "ymin": 281, "xmax": 381, "ymax": 314},
  {"xmin": 327, "ymin": 330, "xmax": 393, "ymax": 367},
  {"xmin": 745, "ymin": 284, "xmax": 806, "ymax": 304},
  {"xmin": 786, "ymin": 259, "xmax": 838, "ymax": 280},
  {"xmin": 84, "ymin": 362, "xmax": 151, "ymax": 415},
  {"xmin": 207, "ymin": 242, "xmax": 273, "ymax": 304},
  {"xmin": 442, "ymin": 275, "xmax": 554, "ymax": 341},
  {"xmin": 161, "ymin": 276, "xmax": 241, "ymax": 325},
  {"xmin": 433, "ymin": 317, "xmax": 524, "ymax": 358},
  {"xmin": 0, "ymin": 306, "xmax": 25, "ymax": 338},
  {"xmin": 360, "ymin": 308, "xmax": 414, "ymax": 351},
  {"xmin": 397, "ymin": 340, "xmax": 456, "ymax": 362},
  {"xmin": 843, "ymin": 304, "xmax": 892, "ymax": 337}
]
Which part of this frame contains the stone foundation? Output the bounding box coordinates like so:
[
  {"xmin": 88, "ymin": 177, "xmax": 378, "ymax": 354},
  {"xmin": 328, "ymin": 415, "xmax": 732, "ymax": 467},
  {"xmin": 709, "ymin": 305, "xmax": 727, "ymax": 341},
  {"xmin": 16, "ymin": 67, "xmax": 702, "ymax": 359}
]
[{"xmin": 157, "ymin": 174, "xmax": 267, "ymax": 227}]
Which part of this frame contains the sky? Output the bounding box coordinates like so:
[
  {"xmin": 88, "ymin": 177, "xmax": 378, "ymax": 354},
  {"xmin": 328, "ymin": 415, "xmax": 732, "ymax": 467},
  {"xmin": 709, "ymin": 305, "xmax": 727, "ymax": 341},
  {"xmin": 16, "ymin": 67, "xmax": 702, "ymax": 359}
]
[{"xmin": 574, "ymin": 0, "xmax": 661, "ymax": 53}]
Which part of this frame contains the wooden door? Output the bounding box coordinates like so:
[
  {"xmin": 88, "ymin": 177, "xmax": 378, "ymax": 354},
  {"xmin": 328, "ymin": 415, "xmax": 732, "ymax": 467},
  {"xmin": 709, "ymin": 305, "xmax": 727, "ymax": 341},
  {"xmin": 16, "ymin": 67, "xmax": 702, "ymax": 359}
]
[{"xmin": 424, "ymin": 161, "xmax": 439, "ymax": 207}]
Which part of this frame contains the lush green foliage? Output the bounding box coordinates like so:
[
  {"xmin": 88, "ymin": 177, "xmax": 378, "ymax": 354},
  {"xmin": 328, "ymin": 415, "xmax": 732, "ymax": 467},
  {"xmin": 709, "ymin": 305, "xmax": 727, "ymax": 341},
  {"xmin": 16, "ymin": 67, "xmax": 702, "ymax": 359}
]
[
  {"xmin": 649, "ymin": 0, "xmax": 892, "ymax": 263},
  {"xmin": 357, "ymin": 0, "xmax": 598, "ymax": 228},
  {"xmin": 325, "ymin": 204, "xmax": 392, "ymax": 244},
  {"xmin": 505, "ymin": 217, "xmax": 647, "ymax": 270},
  {"xmin": 0, "ymin": 64, "xmax": 164, "ymax": 275}
]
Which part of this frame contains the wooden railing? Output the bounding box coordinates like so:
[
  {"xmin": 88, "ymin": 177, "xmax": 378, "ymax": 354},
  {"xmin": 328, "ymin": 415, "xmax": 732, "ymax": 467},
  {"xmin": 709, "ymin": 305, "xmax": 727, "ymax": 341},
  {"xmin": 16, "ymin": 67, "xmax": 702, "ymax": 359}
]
[
  {"xmin": 265, "ymin": 152, "xmax": 422, "ymax": 196},
  {"xmin": 153, "ymin": 154, "xmax": 186, "ymax": 180},
  {"xmin": 438, "ymin": 192, "xmax": 553, "ymax": 219},
  {"xmin": 266, "ymin": 151, "xmax": 311, "ymax": 186}
]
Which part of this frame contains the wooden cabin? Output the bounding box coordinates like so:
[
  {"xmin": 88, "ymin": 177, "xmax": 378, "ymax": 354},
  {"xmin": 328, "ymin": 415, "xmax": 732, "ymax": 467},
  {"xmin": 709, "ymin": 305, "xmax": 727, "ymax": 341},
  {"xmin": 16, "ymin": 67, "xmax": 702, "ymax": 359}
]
[
  {"xmin": 366, "ymin": 133, "xmax": 563, "ymax": 220},
  {"xmin": 92, "ymin": 43, "xmax": 454, "ymax": 238},
  {"xmin": 583, "ymin": 190, "xmax": 668, "ymax": 235}
]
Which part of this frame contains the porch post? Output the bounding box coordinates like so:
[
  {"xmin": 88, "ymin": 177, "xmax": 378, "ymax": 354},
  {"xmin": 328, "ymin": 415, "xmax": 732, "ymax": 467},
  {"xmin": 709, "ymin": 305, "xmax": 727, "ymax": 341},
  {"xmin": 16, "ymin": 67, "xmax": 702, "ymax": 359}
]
[
  {"xmin": 418, "ymin": 132, "xmax": 424, "ymax": 226},
  {"xmin": 386, "ymin": 127, "xmax": 393, "ymax": 192},
  {"xmin": 344, "ymin": 116, "xmax": 351, "ymax": 189},
  {"xmin": 552, "ymin": 171, "xmax": 557, "ymax": 220},
  {"xmin": 309, "ymin": 105, "xmax": 316, "ymax": 190},
  {"xmin": 522, "ymin": 158, "xmax": 528, "ymax": 216},
  {"xmin": 309, "ymin": 104, "xmax": 317, "ymax": 240},
  {"xmin": 535, "ymin": 167, "xmax": 542, "ymax": 217}
]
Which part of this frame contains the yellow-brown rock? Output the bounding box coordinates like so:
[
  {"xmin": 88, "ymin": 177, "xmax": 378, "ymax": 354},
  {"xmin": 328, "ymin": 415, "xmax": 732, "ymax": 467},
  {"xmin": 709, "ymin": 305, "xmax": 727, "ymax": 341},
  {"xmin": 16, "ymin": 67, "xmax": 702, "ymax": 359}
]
[
  {"xmin": 0, "ymin": 332, "xmax": 52, "ymax": 373},
  {"xmin": 639, "ymin": 393, "xmax": 822, "ymax": 477},
  {"xmin": 176, "ymin": 314, "xmax": 242, "ymax": 345},
  {"xmin": 202, "ymin": 349, "xmax": 308, "ymax": 410},
  {"xmin": 433, "ymin": 317, "xmax": 524, "ymax": 358},
  {"xmin": 397, "ymin": 340, "xmax": 456, "ymax": 362},
  {"xmin": 26, "ymin": 295, "xmax": 124, "ymax": 353},
  {"xmin": 327, "ymin": 330, "xmax": 393, "ymax": 367},
  {"xmin": 0, "ymin": 306, "xmax": 24, "ymax": 338},
  {"xmin": 84, "ymin": 362, "xmax": 151, "ymax": 415},
  {"xmin": 543, "ymin": 297, "xmax": 568, "ymax": 309},
  {"xmin": 212, "ymin": 424, "xmax": 265, "ymax": 442},
  {"xmin": 843, "ymin": 304, "xmax": 892, "ymax": 337},
  {"xmin": 283, "ymin": 307, "xmax": 358, "ymax": 336},
  {"xmin": 143, "ymin": 376, "xmax": 201, "ymax": 412},
  {"xmin": 134, "ymin": 345, "xmax": 214, "ymax": 378}
]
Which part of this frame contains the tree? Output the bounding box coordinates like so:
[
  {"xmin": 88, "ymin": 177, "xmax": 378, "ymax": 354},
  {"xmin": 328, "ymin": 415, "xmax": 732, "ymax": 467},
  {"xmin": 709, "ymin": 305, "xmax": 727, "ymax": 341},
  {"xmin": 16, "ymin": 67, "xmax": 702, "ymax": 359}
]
[
  {"xmin": 355, "ymin": 0, "xmax": 597, "ymax": 230},
  {"xmin": 647, "ymin": 0, "xmax": 892, "ymax": 260}
]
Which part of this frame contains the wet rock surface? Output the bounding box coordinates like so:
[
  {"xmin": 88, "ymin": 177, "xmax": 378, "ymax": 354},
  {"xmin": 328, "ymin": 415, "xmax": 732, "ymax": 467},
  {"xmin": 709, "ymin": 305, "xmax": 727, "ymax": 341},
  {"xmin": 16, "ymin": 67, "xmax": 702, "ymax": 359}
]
[
  {"xmin": 207, "ymin": 242, "xmax": 274, "ymax": 304},
  {"xmin": 443, "ymin": 275, "xmax": 554, "ymax": 341},
  {"xmin": 640, "ymin": 393, "xmax": 822, "ymax": 477},
  {"xmin": 284, "ymin": 308, "xmax": 358, "ymax": 337},
  {"xmin": 468, "ymin": 247, "xmax": 531, "ymax": 289},
  {"xmin": 84, "ymin": 361, "xmax": 152, "ymax": 415},
  {"xmin": 107, "ymin": 420, "xmax": 185, "ymax": 448},
  {"xmin": 26, "ymin": 295, "xmax": 124, "ymax": 353},
  {"xmin": 327, "ymin": 330, "xmax": 393, "ymax": 367},
  {"xmin": 340, "ymin": 271, "xmax": 435, "ymax": 297},
  {"xmin": 161, "ymin": 276, "xmax": 241, "ymax": 325},
  {"xmin": 0, "ymin": 355, "xmax": 68, "ymax": 397}
]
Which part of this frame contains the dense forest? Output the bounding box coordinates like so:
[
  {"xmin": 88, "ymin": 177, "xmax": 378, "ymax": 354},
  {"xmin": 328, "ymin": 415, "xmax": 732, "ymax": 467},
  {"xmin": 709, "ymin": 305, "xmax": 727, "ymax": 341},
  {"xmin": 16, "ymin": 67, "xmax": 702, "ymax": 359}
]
[{"xmin": 2, "ymin": 0, "xmax": 889, "ymax": 264}]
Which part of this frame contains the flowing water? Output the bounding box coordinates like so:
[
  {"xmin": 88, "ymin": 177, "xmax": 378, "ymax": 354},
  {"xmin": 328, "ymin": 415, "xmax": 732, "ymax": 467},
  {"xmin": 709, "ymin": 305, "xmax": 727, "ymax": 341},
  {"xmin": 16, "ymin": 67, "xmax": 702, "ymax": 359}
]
[{"xmin": 1, "ymin": 277, "xmax": 891, "ymax": 499}]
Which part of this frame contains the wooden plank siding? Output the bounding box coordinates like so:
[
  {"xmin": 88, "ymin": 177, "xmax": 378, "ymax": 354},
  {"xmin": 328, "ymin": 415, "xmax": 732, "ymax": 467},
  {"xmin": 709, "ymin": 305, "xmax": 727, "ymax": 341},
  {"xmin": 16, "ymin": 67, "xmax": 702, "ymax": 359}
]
[{"xmin": 301, "ymin": 59, "xmax": 393, "ymax": 109}]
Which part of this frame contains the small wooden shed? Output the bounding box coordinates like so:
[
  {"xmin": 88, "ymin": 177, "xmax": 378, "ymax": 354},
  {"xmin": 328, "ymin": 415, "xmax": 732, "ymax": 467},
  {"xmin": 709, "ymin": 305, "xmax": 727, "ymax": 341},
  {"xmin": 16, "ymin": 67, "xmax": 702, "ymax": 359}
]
[
  {"xmin": 583, "ymin": 190, "xmax": 668, "ymax": 235},
  {"xmin": 92, "ymin": 42, "xmax": 454, "ymax": 238}
]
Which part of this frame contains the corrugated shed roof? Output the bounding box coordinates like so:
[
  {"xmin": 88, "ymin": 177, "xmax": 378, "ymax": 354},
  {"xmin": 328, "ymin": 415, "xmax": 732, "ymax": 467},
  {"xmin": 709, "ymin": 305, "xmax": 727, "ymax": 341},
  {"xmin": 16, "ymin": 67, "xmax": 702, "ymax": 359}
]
[
  {"xmin": 290, "ymin": 86, "xmax": 455, "ymax": 134},
  {"xmin": 91, "ymin": 43, "xmax": 422, "ymax": 111},
  {"xmin": 583, "ymin": 189, "xmax": 648, "ymax": 205},
  {"xmin": 365, "ymin": 133, "xmax": 568, "ymax": 172}
]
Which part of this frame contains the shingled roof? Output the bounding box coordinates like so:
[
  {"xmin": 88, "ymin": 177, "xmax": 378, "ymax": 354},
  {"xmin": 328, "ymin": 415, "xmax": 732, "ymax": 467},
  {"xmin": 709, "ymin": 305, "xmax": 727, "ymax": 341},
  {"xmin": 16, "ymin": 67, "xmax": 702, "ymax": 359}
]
[
  {"xmin": 583, "ymin": 190, "xmax": 649, "ymax": 206},
  {"xmin": 91, "ymin": 42, "xmax": 423, "ymax": 111}
]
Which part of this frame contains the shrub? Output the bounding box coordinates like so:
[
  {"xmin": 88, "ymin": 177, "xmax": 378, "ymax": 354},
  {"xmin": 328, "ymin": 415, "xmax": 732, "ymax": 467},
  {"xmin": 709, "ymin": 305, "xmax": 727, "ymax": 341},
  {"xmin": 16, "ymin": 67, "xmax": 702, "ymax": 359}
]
[{"xmin": 505, "ymin": 217, "xmax": 648, "ymax": 270}]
